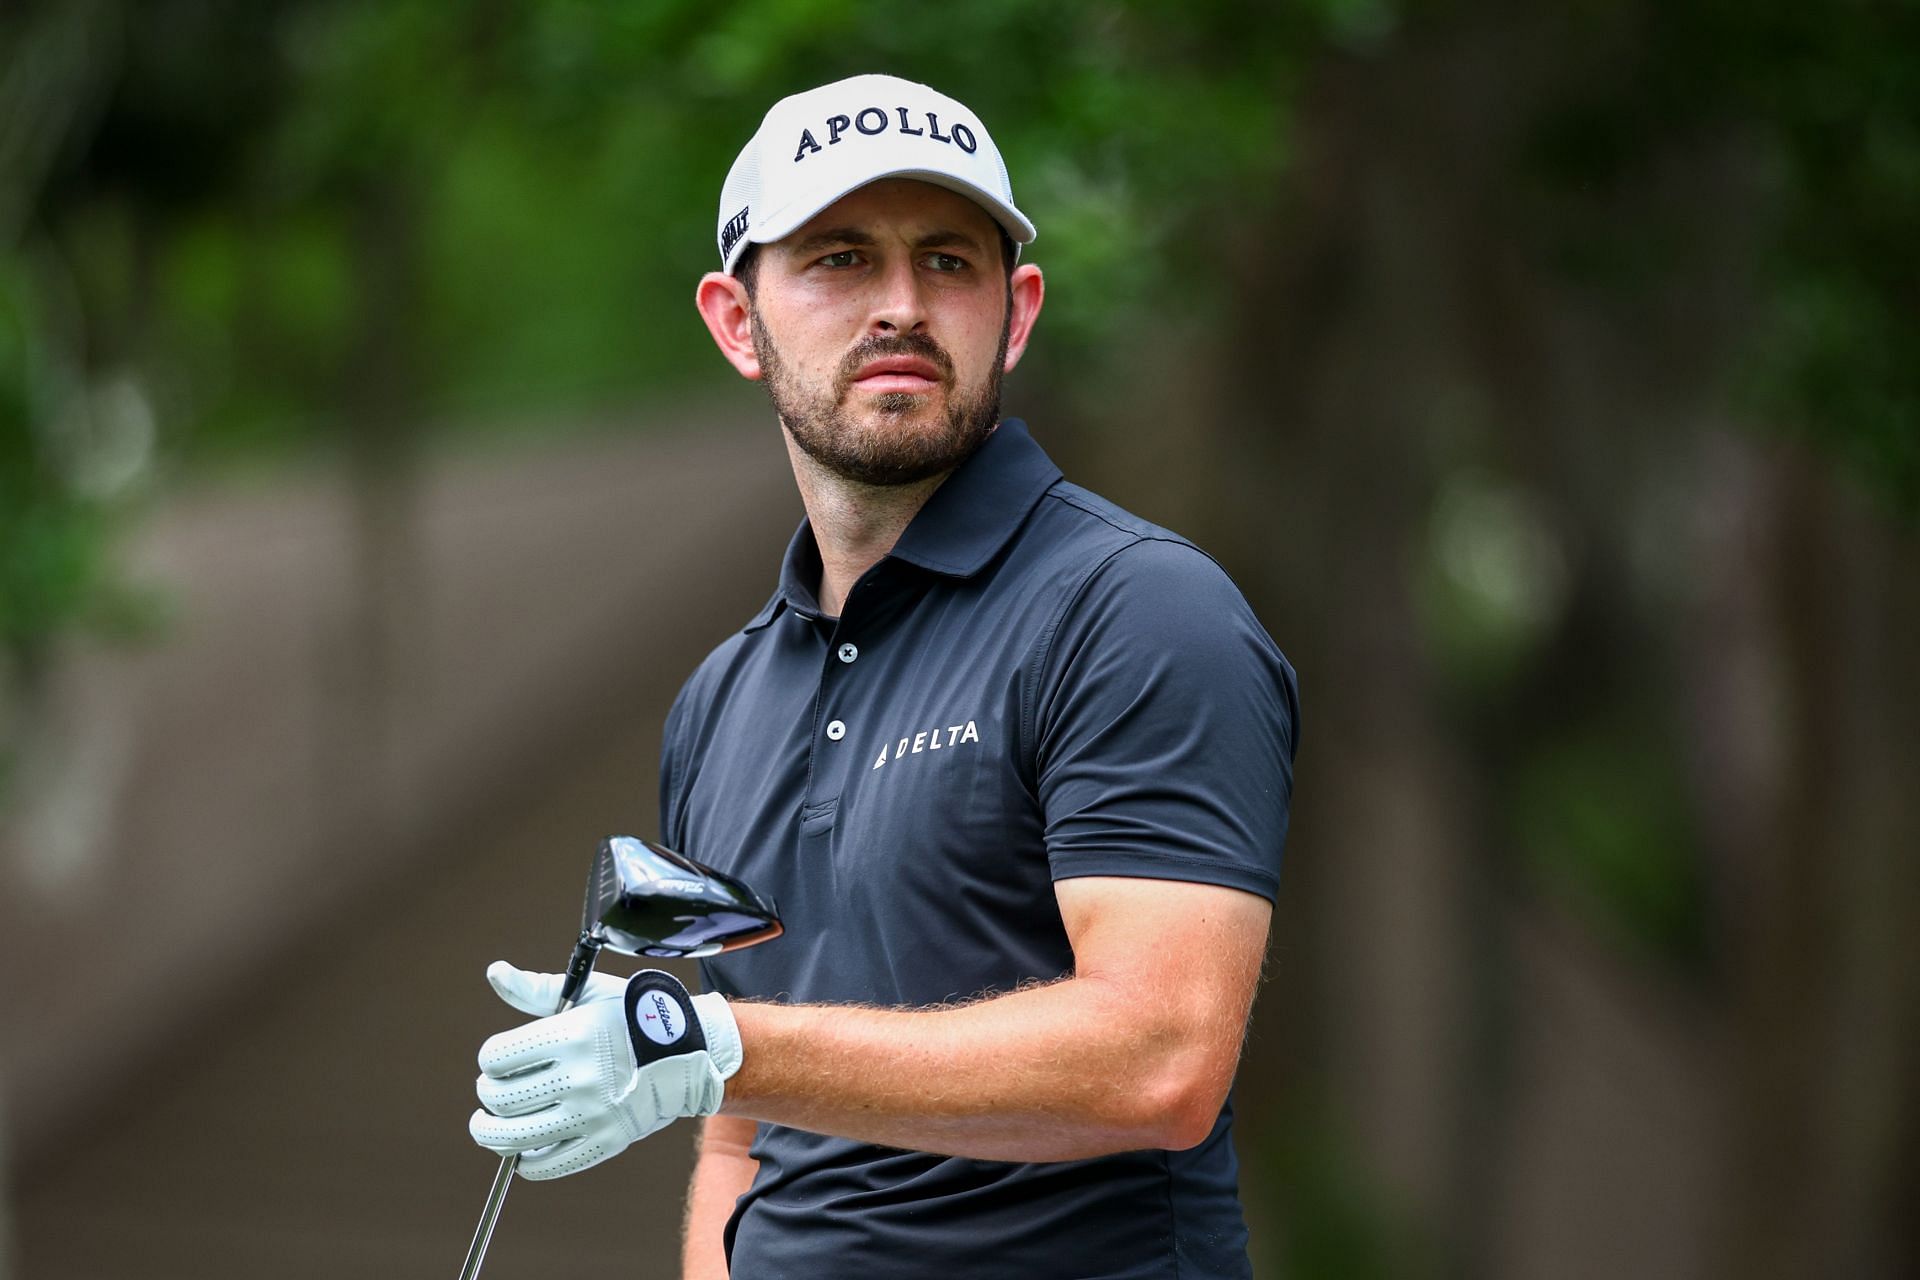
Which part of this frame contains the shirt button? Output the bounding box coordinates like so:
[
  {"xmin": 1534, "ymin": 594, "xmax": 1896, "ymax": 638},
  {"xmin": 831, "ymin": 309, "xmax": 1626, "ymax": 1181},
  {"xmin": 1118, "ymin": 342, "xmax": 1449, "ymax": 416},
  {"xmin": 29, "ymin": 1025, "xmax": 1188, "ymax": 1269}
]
[
  {"xmin": 825, "ymin": 719, "xmax": 846, "ymax": 741},
  {"xmin": 837, "ymin": 643, "xmax": 859, "ymax": 664}
]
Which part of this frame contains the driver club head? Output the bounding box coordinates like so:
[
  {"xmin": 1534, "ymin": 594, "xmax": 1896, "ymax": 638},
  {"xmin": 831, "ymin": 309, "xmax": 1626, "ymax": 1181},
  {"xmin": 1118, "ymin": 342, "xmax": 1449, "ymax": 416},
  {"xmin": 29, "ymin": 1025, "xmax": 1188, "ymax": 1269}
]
[{"xmin": 583, "ymin": 835, "xmax": 783, "ymax": 959}]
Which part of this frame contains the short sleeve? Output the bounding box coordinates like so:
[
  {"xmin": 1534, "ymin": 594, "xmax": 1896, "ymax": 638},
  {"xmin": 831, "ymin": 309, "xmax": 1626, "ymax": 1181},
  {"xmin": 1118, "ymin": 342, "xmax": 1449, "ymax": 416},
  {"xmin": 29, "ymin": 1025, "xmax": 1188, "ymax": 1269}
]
[{"xmin": 1034, "ymin": 539, "xmax": 1299, "ymax": 902}]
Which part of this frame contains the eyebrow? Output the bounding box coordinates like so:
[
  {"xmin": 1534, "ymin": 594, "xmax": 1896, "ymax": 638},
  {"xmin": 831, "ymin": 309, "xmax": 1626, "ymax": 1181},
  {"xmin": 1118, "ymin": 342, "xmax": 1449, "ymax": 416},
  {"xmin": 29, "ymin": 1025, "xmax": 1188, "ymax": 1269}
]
[
  {"xmin": 916, "ymin": 228, "xmax": 989, "ymax": 255},
  {"xmin": 788, "ymin": 228, "xmax": 876, "ymax": 256},
  {"xmin": 785, "ymin": 227, "xmax": 990, "ymax": 257}
]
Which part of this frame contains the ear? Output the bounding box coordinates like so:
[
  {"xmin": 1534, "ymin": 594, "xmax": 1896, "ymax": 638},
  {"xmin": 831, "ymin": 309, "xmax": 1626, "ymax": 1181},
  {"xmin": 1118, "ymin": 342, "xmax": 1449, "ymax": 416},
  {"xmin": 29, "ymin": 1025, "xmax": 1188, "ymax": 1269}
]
[
  {"xmin": 695, "ymin": 272, "xmax": 761, "ymax": 380},
  {"xmin": 1001, "ymin": 263, "xmax": 1045, "ymax": 375}
]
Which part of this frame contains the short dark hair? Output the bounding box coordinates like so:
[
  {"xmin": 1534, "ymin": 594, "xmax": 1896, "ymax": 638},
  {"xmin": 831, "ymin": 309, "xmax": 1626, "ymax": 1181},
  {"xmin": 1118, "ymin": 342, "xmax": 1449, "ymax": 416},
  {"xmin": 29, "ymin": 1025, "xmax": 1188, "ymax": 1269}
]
[{"xmin": 734, "ymin": 226, "xmax": 1018, "ymax": 301}]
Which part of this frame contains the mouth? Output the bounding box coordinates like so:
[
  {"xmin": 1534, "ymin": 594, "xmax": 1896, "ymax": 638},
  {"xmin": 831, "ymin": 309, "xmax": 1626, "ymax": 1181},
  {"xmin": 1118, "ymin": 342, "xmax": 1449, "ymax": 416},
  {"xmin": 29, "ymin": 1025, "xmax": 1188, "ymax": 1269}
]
[{"xmin": 849, "ymin": 355, "xmax": 944, "ymax": 394}]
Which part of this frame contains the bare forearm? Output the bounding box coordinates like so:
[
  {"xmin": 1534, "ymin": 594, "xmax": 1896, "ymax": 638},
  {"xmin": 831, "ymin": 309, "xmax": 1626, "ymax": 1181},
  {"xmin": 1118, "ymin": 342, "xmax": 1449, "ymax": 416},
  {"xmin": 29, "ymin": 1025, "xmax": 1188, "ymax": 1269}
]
[
  {"xmin": 682, "ymin": 1115, "xmax": 758, "ymax": 1280},
  {"xmin": 720, "ymin": 972, "xmax": 1243, "ymax": 1162}
]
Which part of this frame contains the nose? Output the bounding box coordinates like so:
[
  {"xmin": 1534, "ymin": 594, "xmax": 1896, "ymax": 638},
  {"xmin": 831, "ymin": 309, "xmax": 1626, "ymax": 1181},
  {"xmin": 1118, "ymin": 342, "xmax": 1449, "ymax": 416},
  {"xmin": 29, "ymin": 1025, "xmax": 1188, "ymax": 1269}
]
[{"xmin": 868, "ymin": 256, "xmax": 929, "ymax": 336}]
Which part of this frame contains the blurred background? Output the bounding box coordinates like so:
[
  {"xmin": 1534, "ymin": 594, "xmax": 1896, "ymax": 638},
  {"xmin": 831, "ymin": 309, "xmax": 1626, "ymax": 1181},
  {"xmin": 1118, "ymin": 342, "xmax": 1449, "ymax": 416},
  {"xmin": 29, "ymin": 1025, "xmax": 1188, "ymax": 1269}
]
[{"xmin": 2, "ymin": 1, "xmax": 1916, "ymax": 1277}]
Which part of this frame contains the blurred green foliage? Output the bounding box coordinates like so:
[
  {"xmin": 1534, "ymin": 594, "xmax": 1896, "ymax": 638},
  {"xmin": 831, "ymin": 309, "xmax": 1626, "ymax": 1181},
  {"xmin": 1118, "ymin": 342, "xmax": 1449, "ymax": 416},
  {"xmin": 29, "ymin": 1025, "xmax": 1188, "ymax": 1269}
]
[
  {"xmin": 1260, "ymin": 1099, "xmax": 1419, "ymax": 1279},
  {"xmin": 1510, "ymin": 722, "xmax": 1707, "ymax": 968},
  {"xmin": 62, "ymin": 0, "xmax": 1321, "ymax": 455},
  {"xmin": 1529, "ymin": 0, "xmax": 1920, "ymax": 516},
  {"xmin": 1416, "ymin": 467, "xmax": 1708, "ymax": 967},
  {"xmin": 1, "ymin": 244, "xmax": 161, "ymax": 672}
]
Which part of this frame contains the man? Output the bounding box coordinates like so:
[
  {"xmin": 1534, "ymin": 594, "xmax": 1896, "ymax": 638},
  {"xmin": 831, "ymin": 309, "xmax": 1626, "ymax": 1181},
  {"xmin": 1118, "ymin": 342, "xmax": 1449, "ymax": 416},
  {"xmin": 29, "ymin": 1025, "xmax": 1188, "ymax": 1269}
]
[{"xmin": 469, "ymin": 74, "xmax": 1299, "ymax": 1278}]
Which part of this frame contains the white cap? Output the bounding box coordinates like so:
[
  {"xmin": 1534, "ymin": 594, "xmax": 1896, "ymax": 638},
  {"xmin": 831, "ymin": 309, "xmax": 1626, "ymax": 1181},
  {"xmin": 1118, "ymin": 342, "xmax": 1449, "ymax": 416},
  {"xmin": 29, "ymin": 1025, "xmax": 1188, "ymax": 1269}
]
[{"xmin": 716, "ymin": 74, "xmax": 1036, "ymax": 275}]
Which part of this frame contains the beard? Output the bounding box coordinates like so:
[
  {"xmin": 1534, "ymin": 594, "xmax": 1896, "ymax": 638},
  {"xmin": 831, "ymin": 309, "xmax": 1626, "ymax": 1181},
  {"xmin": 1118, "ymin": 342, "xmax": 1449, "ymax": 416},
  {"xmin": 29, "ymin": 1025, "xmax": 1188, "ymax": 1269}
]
[{"xmin": 751, "ymin": 307, "xmax": 1010, "ymax": 487}]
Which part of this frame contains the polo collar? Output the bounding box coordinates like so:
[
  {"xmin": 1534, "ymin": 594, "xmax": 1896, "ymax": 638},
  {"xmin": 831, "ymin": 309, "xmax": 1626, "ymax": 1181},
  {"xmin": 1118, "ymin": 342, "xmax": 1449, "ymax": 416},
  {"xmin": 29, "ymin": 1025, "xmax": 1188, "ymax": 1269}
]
[
  {"xmin": 744, "ymin": 419, "xmax": 1062, "ymax": 631},
  {"xmin": 751, "ymin": 521, "xmax": 826, "ymax": 628},
  {"xmin": 892, "ymin": 419, "xmax": 1062, "ymax": 576}
]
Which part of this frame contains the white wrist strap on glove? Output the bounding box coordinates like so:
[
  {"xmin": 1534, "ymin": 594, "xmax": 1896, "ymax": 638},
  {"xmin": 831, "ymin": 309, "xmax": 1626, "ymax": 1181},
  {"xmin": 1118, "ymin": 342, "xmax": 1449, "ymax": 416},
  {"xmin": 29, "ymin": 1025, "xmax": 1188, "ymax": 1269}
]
[{"xmin": 469, "ymin": 963, "xmax": 741, "ymax": 1180}]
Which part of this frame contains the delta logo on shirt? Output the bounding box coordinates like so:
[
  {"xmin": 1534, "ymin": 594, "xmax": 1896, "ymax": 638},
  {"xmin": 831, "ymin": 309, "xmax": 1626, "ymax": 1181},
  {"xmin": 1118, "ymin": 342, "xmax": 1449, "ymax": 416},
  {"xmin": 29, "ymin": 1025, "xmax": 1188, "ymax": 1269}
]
[{"xmin": 872, "ymin": 718, "xmax": 981, "ymax": 770}]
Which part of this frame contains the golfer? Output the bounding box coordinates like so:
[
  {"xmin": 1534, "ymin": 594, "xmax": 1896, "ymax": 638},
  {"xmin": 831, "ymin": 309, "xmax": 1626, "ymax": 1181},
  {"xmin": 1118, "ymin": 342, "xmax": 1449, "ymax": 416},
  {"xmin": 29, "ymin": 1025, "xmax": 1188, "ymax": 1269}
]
[{"xmin": 470, "ymin": 73, "xmax": 1300, "ymax": 1279}]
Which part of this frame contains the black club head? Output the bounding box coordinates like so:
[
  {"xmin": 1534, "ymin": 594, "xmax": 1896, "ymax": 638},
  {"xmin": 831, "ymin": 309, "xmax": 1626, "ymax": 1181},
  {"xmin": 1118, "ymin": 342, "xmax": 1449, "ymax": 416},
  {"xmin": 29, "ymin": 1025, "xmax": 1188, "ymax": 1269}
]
[{"xmin": 583, "ymin": 836, "xmax": 783, "ymax": 959}]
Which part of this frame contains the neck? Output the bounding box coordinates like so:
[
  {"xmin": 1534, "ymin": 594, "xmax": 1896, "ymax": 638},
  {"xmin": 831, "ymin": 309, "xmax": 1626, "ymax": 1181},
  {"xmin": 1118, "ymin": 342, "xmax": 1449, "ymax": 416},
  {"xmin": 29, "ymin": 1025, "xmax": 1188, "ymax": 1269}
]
[{"xmin": 782, "ymin": 431, "xmax": 950, "ymax": 617}]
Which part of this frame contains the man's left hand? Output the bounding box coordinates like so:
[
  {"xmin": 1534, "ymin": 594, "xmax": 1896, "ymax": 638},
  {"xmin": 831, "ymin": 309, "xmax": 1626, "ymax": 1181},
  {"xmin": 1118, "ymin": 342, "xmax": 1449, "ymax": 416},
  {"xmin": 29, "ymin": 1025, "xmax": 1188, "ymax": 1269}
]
[{"xmin": 468, "ymin": 963, "xmax": 741, "ymax": 1180}]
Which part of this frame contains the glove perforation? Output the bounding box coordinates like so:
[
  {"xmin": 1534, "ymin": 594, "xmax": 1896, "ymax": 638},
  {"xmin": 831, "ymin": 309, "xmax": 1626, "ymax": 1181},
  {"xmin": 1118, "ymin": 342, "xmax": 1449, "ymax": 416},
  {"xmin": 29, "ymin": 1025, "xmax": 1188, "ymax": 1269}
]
[{"xmin": 470, "ymin": 964, "xmax": 742, "ymax": 1181}]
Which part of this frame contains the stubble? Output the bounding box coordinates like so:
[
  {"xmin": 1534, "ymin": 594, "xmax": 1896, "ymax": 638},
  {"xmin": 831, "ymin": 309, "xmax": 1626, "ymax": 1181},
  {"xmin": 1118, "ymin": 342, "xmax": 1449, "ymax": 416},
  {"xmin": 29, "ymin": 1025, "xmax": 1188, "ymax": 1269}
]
[{"xmin": 751, "ymin": 309, "xmax": 1011, "ymax": 487}]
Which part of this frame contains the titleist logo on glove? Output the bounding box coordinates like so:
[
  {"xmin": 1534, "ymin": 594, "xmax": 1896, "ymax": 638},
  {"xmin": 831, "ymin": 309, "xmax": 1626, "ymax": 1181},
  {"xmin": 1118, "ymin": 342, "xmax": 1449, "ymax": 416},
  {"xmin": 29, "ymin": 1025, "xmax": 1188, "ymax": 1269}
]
[{"xmin": 628, "ymin": 974, "xmax": 702, "ymax": 1055}]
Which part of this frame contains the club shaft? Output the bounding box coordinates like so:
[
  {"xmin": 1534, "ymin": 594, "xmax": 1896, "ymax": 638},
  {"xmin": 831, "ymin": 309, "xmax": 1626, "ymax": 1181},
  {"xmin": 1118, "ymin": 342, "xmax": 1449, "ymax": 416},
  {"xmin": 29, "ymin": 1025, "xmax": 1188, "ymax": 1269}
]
[
  {"xmin": 458, "ymin": 1153, "xmax": 520, "ymax": 1280},
  {"xmin": 457, "ymin": 934, "xmax": 603, "ymax": 1280}
]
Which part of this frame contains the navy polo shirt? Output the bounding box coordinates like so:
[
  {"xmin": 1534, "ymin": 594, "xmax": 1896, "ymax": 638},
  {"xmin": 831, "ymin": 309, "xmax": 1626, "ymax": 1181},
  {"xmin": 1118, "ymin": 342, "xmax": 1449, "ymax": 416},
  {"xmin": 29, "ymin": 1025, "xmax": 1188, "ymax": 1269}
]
[{"xmin": 660, "ymin": 419, "xmax": 1299, "ymax": 1279}]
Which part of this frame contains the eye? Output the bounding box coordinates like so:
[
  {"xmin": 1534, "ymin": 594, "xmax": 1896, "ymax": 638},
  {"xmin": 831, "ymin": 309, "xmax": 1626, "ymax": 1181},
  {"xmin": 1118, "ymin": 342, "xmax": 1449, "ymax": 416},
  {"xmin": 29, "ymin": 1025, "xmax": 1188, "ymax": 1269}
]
[
  {"xmin": 925, "ymin": 252, "xmax": 969, "ymax": 273},
  {"xmin": 818, "ymin": 250, "xmax": 860, "ymax": 268}
]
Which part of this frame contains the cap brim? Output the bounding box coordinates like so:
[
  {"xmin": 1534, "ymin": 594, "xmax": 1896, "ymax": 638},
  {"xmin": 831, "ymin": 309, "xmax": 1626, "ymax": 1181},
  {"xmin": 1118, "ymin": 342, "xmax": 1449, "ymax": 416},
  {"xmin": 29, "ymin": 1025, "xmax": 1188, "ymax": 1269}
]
[{"xmin": 728, "ymin": 168, "xmax": 1036, "ymax": 275}]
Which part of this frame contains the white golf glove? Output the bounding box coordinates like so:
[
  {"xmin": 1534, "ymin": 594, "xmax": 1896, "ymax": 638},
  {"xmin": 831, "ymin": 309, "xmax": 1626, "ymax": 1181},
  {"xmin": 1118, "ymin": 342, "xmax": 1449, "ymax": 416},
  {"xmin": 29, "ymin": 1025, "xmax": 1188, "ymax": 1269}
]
[{"xmin": 468, "ymin": 961, "xmax": 741, "ymax": 1180}]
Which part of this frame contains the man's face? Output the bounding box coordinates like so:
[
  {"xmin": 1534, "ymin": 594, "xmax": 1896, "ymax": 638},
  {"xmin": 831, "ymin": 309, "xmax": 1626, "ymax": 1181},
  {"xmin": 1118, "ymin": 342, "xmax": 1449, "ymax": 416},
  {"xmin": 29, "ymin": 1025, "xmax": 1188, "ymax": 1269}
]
[{"xmin": 746, "ymin": 179, "xmax": 1015, "ymax": 487}]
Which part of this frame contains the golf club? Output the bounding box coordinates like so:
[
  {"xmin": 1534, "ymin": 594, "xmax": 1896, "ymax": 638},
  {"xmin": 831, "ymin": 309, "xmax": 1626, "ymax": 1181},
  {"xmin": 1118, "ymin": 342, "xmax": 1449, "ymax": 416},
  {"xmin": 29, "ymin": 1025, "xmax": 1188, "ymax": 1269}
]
[{"xmin": 457, "ymin": 835, "xmax": 782, "ymax": 1280}]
